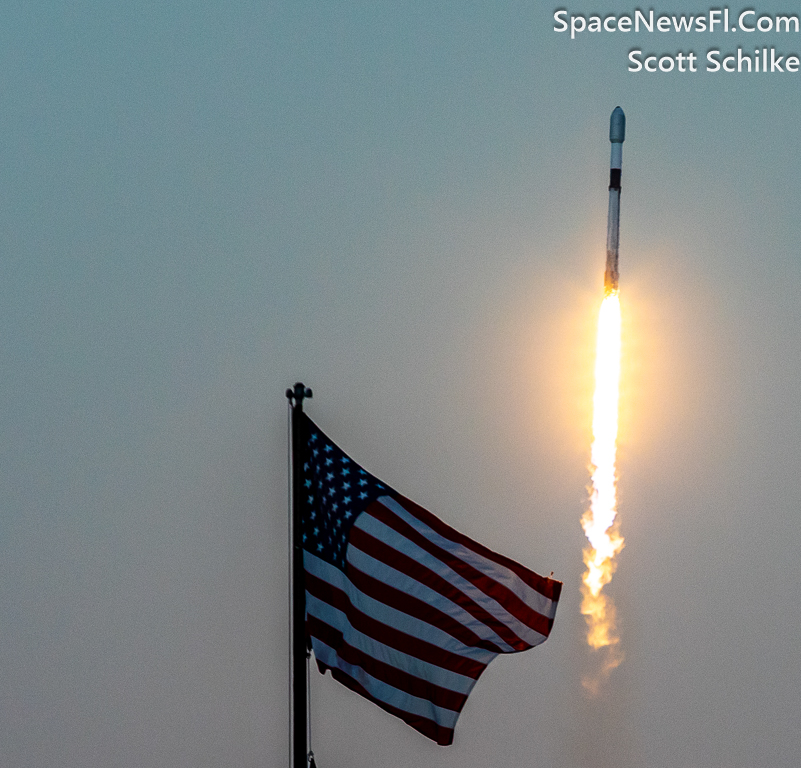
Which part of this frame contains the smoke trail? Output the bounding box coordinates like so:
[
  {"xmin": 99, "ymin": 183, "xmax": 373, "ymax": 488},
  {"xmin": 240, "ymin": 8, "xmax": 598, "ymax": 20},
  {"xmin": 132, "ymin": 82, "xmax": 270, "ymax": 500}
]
[{"xmin": 581, "ymin": 290, "xmax": 624, "ymax": 694}]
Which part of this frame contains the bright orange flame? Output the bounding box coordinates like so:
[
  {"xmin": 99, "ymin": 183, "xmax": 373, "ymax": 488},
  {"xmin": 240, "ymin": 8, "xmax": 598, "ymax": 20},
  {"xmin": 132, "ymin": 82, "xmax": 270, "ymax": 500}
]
[{"xmin": 581, "ymin": 290, "xmax": 624, "ymax": 694}]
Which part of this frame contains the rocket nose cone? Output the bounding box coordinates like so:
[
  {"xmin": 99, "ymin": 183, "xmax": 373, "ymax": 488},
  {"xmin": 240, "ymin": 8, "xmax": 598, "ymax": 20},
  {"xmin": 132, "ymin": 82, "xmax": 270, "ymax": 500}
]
[{"xmin": 609, "ymin": 106, "xmax": 625, "ymax": 143}]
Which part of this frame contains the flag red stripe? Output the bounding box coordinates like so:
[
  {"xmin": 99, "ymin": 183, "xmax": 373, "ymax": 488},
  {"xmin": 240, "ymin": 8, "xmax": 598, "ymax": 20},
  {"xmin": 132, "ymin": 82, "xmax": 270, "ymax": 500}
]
[
  {"xmin": 349, "ymin": 524, "xmax": 528, "ymax": 651},
  {"xmin": 306, "ymin": 571, "xmax": 486, "ymax": 679},
  {"xmin": 367, "ymin": 501, "xmax": 554, "ymax": 640},
  {"xmin": 347, "ymin": 564, "xmax": 503, "ymax": 656},
  {"xmin": 307, "ymin": 615, "xmax": 468, "ymax": 712},
  {"xmin": 316, "ymin": 661, "xmax": 456, "ymax": 746},
  {"xmin": 395, "ymin": 494, "xmax": 563, "ymax": 602}
]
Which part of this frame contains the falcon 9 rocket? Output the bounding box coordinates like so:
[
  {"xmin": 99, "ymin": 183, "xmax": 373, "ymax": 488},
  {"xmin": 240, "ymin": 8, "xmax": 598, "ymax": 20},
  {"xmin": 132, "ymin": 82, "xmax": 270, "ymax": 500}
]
[{"xmin": 604, "ymin": 107, "xmax": 625, "ymax": 294}]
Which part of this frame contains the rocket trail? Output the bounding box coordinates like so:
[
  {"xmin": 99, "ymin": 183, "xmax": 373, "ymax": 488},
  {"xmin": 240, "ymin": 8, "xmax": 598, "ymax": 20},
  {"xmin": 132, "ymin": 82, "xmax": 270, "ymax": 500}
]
[{"xmin": 604, "ymin": 106, "xmax": 625, "ymax": 294}]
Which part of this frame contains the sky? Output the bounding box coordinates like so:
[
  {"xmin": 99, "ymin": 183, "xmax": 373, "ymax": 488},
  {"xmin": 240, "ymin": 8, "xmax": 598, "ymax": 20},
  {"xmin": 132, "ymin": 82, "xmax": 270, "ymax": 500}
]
[{"xmin": 2, "ymin": 2, "xmax": 800, "ymax": 767}]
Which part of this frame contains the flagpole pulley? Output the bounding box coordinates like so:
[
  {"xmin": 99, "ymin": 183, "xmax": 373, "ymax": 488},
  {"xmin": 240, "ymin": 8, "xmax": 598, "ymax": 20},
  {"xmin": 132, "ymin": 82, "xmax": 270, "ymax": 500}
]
[{"xmin": 286, "ymin": 382, "xmax": 312, "ymax": 408}]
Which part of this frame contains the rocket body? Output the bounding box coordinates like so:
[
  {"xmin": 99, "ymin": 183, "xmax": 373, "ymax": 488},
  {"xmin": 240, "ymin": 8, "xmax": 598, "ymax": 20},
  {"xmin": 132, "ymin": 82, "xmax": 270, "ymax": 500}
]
[{"xmin": 604, "ymin": 107, "xmax": 625, "ymax": 293}]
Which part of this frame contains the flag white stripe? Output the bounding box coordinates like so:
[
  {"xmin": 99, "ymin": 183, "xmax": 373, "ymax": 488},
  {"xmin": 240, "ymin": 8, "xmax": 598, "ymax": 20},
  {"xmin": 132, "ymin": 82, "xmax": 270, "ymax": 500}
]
[
  {"xmin": 381, "ymin": 496, "xmax": 558, "ymax": 619},
  {"xmin": 312, "ymin": 638, "xmax": 461, "ymax": 729},
  {"xmin": 346, "ymin": 544, "xmax": 515, "ymax": 652},
  {"xmin": 306, "ymin": 592, "xmax": 479, "ymax": 695},
  {"xmin": 305, "ymin": 552, "xmax": 497, "ymax": 663},
  {"xmin": 355, "ymin": 510, "xmax": 548, "ymax": 648}
]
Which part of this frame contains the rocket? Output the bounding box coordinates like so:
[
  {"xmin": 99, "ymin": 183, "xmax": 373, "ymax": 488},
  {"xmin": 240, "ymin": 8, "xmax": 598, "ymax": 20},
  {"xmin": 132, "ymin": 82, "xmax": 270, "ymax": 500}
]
[{"xmin": 604, "ymin": 106, "xmax": 625, "ymax": 293}]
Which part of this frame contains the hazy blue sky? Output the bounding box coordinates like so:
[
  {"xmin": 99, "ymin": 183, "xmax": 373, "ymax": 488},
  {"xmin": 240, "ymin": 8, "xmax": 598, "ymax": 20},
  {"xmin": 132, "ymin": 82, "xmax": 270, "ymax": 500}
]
[{"xmin": 2, "ymin": 3, "xmax": 800, "ymax": 767}]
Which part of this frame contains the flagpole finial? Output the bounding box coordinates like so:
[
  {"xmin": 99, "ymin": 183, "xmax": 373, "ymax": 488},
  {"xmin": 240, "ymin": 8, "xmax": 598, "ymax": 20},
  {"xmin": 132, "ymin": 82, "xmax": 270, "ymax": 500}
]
[{"xmin": 286, "ymin": 382, "xmax": 313, "ymax": 408}]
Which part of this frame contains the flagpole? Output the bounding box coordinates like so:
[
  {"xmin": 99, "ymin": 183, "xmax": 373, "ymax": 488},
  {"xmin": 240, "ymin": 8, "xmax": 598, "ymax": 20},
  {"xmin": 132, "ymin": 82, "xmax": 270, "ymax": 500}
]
[{"xmin": 286, "ymin": 382, "xmax": 312, "ymax": 768}]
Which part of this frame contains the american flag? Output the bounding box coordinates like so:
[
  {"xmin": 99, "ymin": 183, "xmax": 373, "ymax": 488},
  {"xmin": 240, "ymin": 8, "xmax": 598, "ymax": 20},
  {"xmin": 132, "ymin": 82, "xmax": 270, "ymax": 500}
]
[{"xmin": 298, "ymin": 413, "xmax": 561, "ymax": 746}]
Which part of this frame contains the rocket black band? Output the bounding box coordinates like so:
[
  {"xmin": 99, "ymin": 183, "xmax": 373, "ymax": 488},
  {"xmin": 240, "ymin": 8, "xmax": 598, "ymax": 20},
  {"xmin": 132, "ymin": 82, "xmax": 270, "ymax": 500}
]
[{"xmin": 608, "ymin": 168, "xmax": 621, "ymax": 190}]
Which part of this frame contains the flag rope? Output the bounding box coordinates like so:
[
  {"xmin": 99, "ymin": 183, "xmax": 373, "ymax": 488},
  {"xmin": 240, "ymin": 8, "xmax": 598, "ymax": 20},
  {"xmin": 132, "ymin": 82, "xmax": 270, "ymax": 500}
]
[{"xmin": 307, "ymin": 651, "xmax": 315, "ymax": 767}]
